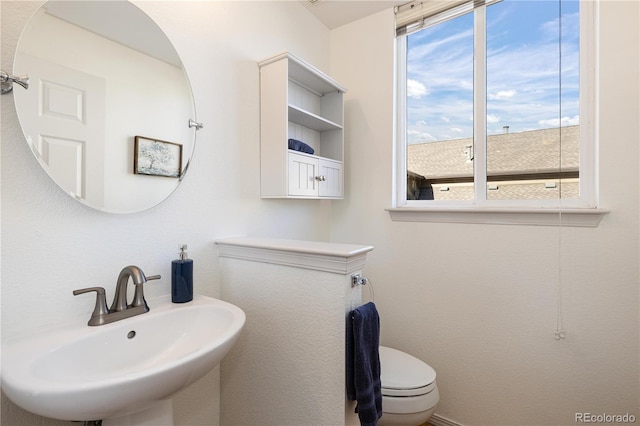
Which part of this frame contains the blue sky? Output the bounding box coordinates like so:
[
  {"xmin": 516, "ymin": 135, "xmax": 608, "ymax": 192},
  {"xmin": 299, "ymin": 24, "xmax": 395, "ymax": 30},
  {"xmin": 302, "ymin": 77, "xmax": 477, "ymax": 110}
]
[{"xmin": 406, "ymin": 0, "xmax": 580, "ymax": 144}]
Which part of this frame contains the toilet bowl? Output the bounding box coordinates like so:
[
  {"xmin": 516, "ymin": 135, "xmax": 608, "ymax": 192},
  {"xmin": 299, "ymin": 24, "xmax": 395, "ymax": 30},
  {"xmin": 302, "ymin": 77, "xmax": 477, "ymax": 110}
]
[{"xmin": 378, "ymin": 346, "xmax": 439, "ymax": 426}]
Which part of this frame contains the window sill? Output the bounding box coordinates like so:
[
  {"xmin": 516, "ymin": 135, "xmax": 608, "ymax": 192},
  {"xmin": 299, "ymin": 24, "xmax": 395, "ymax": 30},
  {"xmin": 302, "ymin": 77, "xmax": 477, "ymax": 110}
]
[{"xmin": 386, "ymin": 207, "xmax": 609, "ymax": 227}]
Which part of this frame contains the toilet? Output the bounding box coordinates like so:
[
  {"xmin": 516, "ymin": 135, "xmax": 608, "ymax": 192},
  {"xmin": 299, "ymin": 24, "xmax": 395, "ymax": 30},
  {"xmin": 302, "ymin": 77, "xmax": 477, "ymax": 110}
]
[{"xmin": 378, "ymin": 346, "xmax": 439, "ymax": 426}]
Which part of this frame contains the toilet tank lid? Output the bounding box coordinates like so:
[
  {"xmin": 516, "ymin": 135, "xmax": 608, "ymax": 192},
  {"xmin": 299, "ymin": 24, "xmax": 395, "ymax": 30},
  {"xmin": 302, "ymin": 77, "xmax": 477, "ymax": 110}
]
[{"xmin": 379, "ymin": 346, "xmax": 436, "ymax": 389}]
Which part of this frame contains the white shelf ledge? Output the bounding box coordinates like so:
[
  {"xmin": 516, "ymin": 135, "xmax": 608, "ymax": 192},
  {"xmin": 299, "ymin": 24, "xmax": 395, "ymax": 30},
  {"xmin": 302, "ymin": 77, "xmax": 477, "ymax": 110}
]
[
  {"xmin": 259, "ymin": 52, "xmax": 346, "ymax": 95},
  {"xmin": 215, "ymin": 237, "xmax": 374, "ymax": 274},
  {"xmin": 288, "ymin": 105, "xmax": 342, "ymax": 131},
  {"xmin": 386, "ymin": 207, "xmax": 609, "ymax": 227}
]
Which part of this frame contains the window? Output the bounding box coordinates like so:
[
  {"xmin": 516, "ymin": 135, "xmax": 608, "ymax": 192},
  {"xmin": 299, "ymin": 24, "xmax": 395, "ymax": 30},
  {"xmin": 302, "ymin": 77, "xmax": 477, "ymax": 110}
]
[{"xmin": 393, "ymin": 0, "xmax": 600, "ymax": 223}]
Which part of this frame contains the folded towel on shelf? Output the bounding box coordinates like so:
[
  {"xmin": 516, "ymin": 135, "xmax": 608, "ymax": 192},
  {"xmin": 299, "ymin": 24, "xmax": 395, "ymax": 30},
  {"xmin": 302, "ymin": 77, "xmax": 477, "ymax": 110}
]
[
  {"xmin": 346, "ymin": 302, "xmax": 382, "ymax": 426},
  {"xmin": 288, "ymin": 138, "xmax": 315, "ymax": 154}
]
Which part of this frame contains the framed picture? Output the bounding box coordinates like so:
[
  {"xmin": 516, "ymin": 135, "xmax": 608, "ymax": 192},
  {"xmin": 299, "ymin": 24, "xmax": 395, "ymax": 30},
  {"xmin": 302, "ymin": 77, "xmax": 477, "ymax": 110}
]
[{"xmin": 134, "ymin": 136, "xmax": 182, "ymax": 178}]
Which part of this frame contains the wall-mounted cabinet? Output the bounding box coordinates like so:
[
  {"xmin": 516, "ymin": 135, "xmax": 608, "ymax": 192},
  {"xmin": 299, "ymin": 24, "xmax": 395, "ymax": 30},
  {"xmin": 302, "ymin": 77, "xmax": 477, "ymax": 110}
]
[{"xmin": 259, "ymin": 52, "xmax": 346, "ymax": 199}]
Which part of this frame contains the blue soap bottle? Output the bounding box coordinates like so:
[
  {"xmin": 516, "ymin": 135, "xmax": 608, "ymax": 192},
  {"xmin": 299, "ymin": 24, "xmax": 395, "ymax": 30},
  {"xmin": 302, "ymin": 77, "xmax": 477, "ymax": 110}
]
[{"xmin": 172, "ymin": 244, "xmax": 193, "ymax": 303}]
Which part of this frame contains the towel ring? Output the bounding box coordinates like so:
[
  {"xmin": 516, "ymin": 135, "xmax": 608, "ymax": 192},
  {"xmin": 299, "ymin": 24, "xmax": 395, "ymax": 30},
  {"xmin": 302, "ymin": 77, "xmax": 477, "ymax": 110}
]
[{"xmin": 351, "ymin": 274, "xmax": 374, "ymax": 302}]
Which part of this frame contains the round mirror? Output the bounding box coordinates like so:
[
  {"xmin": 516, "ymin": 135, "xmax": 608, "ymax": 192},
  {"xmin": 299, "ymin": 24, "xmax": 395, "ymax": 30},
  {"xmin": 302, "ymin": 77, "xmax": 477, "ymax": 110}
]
[{"xmin": 13, "ymin": 0, "xmax": 197, "ymax": 214}]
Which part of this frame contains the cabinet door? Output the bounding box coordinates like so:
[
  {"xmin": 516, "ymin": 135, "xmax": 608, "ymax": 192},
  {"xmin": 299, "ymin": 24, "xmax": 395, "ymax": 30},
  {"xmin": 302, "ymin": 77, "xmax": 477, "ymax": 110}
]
[
  {"xmin": 318, "ymin": 159, "xmax": 343, "ymax": 198},
  {"xmin": 288, "ymin": 152, "xmax": 318, "ymax": 197}
]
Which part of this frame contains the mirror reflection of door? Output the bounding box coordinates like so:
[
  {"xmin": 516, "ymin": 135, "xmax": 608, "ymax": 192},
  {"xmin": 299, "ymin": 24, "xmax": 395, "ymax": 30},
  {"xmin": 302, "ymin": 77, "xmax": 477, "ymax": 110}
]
[{"xmin": 15, "ymin": 54, "xmax": 106, "ymax": 208}]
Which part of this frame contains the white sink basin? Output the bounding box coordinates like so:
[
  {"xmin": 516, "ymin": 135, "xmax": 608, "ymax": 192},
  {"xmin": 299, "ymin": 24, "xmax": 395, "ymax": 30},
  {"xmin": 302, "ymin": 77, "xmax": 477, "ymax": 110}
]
[{"xmin": 1, "ymin": 294, "xmax": 245, "ymax": 421}]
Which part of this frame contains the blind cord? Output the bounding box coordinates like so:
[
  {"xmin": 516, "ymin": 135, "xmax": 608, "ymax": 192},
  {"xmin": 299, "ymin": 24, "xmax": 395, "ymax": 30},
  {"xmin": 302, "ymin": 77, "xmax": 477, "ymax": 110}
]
[{"xmin": 555, "ymin": 0, "xmax": 566, "ymax": 341}]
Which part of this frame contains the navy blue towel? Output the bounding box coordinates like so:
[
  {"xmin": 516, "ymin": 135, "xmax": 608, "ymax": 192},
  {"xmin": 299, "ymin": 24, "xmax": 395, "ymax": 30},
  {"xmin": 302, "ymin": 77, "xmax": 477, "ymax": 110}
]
[
  {"xmin": 346, "ymin": 302, "xmax": 382, "ymax": 426},
  {"xmin": 288, "ymin": 138, "xmax": 315, "ymax": 154}
]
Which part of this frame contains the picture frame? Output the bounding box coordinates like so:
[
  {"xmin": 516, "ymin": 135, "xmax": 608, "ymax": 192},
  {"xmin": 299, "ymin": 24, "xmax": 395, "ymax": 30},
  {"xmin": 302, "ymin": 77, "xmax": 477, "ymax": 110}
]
[{"xmin": 134, "ymin": 136, "xmax": 182, "ymax": 178}]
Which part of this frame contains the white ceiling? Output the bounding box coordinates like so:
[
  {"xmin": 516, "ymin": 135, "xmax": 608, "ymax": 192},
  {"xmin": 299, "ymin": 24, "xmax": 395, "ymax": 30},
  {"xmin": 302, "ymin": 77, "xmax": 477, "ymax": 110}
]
[{"xmin": 301, "ymin": 0, "xmax": 405, "ymax": 30}]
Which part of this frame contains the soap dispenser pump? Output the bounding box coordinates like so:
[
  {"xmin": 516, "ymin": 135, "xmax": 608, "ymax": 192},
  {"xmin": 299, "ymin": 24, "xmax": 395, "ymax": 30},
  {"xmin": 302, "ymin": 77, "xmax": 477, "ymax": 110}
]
[{"xmin": 172, "ymin": 244, "xmax": 193, "ymax": 303}]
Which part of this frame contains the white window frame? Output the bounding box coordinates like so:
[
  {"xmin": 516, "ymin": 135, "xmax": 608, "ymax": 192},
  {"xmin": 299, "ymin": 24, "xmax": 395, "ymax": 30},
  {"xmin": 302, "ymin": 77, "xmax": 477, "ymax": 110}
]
[{"xmin": 389, "ymin": 0, "xmax": 608, "ymax": 227}]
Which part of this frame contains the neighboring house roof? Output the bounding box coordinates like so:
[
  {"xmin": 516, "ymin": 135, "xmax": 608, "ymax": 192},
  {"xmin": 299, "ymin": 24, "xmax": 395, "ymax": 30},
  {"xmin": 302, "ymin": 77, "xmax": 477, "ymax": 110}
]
[{"xmin": 407, "ymin": 125, "xmax": 579, "ymax": 180}]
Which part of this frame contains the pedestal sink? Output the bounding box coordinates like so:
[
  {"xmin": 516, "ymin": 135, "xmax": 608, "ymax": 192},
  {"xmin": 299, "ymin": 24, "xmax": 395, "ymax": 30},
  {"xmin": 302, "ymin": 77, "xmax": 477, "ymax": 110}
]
[{"xmin": 1, "ymin": 294, "xmax": 245, "ymax": 423}]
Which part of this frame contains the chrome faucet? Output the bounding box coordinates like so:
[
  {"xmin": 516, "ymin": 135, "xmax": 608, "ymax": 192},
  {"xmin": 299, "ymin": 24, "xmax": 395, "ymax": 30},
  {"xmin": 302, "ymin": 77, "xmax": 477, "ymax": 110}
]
[{"xmin": 73, "ymin": 265, "xmax": 160, "ymax": 326}]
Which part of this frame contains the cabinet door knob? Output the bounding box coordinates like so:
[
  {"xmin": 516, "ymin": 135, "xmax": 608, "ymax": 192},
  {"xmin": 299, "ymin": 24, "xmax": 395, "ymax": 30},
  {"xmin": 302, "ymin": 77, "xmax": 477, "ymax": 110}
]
[{"xmin": 315, "ymin": 175, "xmax": 326, "ymax": 181}]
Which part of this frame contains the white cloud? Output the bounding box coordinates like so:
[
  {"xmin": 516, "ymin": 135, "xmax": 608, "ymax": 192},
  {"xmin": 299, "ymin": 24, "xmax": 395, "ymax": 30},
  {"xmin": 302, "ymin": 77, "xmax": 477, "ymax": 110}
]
[
  {"xmin": 458, "ymin": 80, "xmax": 473, "ymax": 90},
  {"xmin": 487, "ymin": 114, "xmax": 501, "ymax": 124},
  {"xmin": 538, "ymin": 115, "xmax": 580, "ymax": 127},
  {"xmin": 408, "ymin": 128, "xmax": 436, "ymax": 144},
  {"xmin": 488, "ymin": 89, "xmax": 516, "ymax": 100},
  {"xmin": 450, "ymin": 127, "xmax": 464, "ymax": 133},
  {"xmin": 407, "ymin": 79, "xmax": 428, "ymax": 99},
  {"xmin": 441, "ymin": 117, "xmax": 450, "ymax": 123}
]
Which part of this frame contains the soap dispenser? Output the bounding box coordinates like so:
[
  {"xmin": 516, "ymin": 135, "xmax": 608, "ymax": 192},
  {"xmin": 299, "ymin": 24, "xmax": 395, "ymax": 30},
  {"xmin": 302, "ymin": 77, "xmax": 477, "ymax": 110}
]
[{"xmin": 172, "ymin": 244, "xmax": 193, "ymax": 303}]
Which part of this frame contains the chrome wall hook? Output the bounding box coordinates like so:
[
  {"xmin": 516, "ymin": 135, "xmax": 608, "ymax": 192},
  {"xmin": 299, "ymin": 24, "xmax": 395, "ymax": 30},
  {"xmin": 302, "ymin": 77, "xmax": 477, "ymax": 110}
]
[
  {"xmin": 1, "ymin": 70, "xmax": 29, "ymax": 94},
  {"xmin": 188, "ymin": 118, "xmax": 204, "ymax": 130}
]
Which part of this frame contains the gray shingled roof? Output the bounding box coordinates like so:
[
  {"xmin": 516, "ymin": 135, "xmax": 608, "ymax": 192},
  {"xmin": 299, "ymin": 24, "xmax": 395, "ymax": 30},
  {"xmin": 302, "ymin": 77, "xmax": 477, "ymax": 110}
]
[{"xmin": 407, "ymin": 125, "xmax": 579, "ymax": 179}]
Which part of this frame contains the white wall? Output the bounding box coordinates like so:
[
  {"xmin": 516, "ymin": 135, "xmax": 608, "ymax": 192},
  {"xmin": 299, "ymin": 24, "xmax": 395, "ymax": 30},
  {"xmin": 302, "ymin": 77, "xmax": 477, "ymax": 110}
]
[
  {"xmin": 330, "ymin": 3, "xmax": 639, "ymax": 426},
  {"xmin": 1, "ymin": 1, "xmax": 333, "ymax": 425},
  {"xmin": 3, "ymin": 1, "xmax": 638, "ymax": 426}
]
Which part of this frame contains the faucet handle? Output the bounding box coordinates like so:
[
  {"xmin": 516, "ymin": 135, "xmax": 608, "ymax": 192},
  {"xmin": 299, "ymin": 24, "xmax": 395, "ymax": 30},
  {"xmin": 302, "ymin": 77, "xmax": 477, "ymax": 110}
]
[
  {"xmin": 131, "ymin": 274, "xmax": 161, "ymax": 309},
  {"xmin": 73, "ymin": 287, "xmax": 110, "ymax": 326}
]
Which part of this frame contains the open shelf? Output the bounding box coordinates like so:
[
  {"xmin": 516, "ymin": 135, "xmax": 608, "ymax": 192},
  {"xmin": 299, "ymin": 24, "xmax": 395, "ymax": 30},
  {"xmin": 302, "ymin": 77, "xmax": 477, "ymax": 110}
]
[{"xmin": 288, "ymin": 105, "xmax": 342, "ymax": 132}]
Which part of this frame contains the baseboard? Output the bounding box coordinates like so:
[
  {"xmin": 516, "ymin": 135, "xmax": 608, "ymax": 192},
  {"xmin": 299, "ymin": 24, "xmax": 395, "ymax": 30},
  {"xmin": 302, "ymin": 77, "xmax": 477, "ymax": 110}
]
[{"xmin": 430, "ymin": 413, "xmax": 465, "ymax": 426}]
